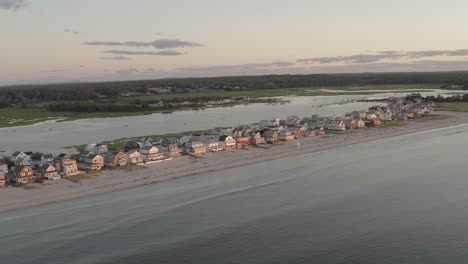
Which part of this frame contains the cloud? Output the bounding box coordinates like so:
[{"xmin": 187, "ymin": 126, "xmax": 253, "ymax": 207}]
[
  {"xmin": 305, "ymin": 60, "xmax": 468, "ymax": 74},
  {"xmin": 298, "ymin": 49, "xmax": 468, "ymax": 64},
  {"xmin": 115, "ymin": 67, "xmax": 156, "ymax": 76},
  {"xmin": 297, "ymin": 53, "xmax": 403, "ymax": 64},
  {"xmin": 377, "ymin": 50, "xmax": 400, "ymax": 55},
  {"xmin": 64, "ymin": 29, "xmax": 84, "ymax": 35},
  {"xmin": 115, "ymin": 68, "xmax": 139, "ymax": 75},
  {"xmin": 83, "ymin": 39, "xmax": 202, "ymax": 49},
  {"xmin": 0, "ymin": 0, "xmax": 26, "ymax": 10},
  {"xmin": 104, "ymin": 50, "xmax": 184, "ymax": 56},
  {"xmin": 101, "ymin": 56, "xmax": 132, "ymax": 61},
  {"xmin": 271, "ymin": 61, "xmax": 296, "ymax": 67},
  {"xmin": 406, "ymin": 49, "xmax": 468, "ymax": 58},
  {"xmin": 174, "ymin": 61, "xmax": 301, "ymax": 77},
  {"xmin": 177, "ymin": 61, "xmax": 295, "ymax": 72}
]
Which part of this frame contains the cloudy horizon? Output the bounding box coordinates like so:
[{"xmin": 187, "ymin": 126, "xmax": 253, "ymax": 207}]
[{"xmin": 2, "ymin": 0, "xmax": 468, "ymax": 86}]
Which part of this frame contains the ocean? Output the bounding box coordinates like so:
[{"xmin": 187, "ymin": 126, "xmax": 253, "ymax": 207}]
[{"xmin": 1, "ymin": 124, "xmax": 468, "ymax": 263}]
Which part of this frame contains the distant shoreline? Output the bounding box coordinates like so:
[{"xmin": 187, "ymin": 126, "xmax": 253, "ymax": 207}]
[
  {"xmin": 0, "ymin": 85, "xmax": 440, "ymax": 129},
  {"xmin": 1, "ymin": 111, "xmax": 468, "ymax": 214}
]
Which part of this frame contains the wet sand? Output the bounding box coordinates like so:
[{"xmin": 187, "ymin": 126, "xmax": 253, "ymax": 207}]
[{"xmin": 1, "ymin": 111, "xmax": 467, "ymax": 213}]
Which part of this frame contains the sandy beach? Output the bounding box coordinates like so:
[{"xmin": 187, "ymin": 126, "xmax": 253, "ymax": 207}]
[{"xmin": 1, "ymin": 111, "xmax": 467, "ymax": 213}]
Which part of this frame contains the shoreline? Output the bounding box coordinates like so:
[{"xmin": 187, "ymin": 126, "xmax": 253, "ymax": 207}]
[
  {"xmin": 0, "ymin": 86, "xmax": 444, "ymax": 130},
  {"xmin": 1, "ymin": 111, "xmax": 468, "ymax": 214}
]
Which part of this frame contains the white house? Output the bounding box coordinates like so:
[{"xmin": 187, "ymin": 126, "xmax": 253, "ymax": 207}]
[{"xmin": 218, "ymin": 135, "xmax": 236, "ymax": 150}]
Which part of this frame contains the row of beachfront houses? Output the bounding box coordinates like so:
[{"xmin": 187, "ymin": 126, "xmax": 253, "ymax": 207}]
[{"xmin": 0, "ymin": 96, "xmax": 434, "ymax": 187}]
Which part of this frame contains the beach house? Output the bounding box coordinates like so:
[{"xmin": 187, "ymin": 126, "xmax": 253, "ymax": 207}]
[
  {"xmin": 78, "ymin": 154, "xmax": 104, "ymax": 170},
  {"xmin": 205, "ymin": 139, "xmax": 223, "ymax": 152},
  {"xmin": 250, "ymin": 132, "xmax": 265, "ymax": 145},
  {"xmin": 0, "ymin": 160, "xmax": 8, "ymax": 187},
  {"xmin": 140, "ymin": 146, "xmax": 164, "ymax": 161},
  {"xmin": 235, "ymin": 136, "xmax": 250, "ymax": 148},
  {"xmin": 38, "ymin": 164, "xmax": 60, "ymax": 180},
  {"xmin": 57, "ymin": 154, "xmax": 81, "ymax": 176},
  {"xmin": 104, "ymin": 151, "xmax": 128, "ymax": 167},
  {"xmin": 126, "ymin": 150, "xmax": 143, "ymax": 164},
  {"xmin": 264, "ymin": 130, "xmax": 279, "ymax": 143},
  {"xmin": 188, "ymin": 140, "xmax": 207, "ymax": 155},
  {"xmin": 278, "ymin": 128, "xmax": 296, "ymax": 141},
  {"xmin": 12, "ymin": 165, "xmax": 35, "ymax": 184},
  {"xmin": 166, "ymin": 143, "xmax": 181, "ymax": 157}
]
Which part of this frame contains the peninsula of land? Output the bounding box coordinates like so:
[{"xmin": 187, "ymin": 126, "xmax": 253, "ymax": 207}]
[{"xmin": 1, "ymin": 109, "xmax": 466, "ymax": 213}]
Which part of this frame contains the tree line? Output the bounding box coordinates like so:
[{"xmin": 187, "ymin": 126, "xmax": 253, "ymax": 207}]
[
  {"xmin": 2, "ymin": 72, "xmax": 468, "ymax": 107},
  {"xmin": 423, "ymin": 94, "xmax": 468, "ymax": 102}
]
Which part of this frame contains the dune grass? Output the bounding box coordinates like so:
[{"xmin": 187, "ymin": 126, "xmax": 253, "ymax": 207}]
[
  {"xmin": 414, "ymin": 114, "xmax": 452, "ymax": 121},
  {"xmin": 65, "ymin": 174, "xmax": 90, "ymax": 183},
  {"xmin": 22, "ymin": 184, "xmax": 41, "ymax": 190},
  {"xmin": 436, "ymin": 102, "xmax": 468, "ymax": 112}
]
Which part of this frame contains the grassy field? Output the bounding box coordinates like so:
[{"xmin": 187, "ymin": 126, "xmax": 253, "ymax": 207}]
[
  {"xmin": 435, "ymin": 102, "xmax": 468, "ymax": 112},
  {"xmin": 65, "ymin": 173, "xmax": 92, "ymax": 183},
  {"xmin": 22, "ymin": 184, "xmax": 41, "ymax": 190},
  {"xmin": 322, "ymin": 84, "xmax": 439, "ymax": 91},
  {"xmin": 0, "ymin": 107, "xmax": 188, "ymax": 128},
  {"xmin": 64, "ymin": 171, "xmax": 102, "ymax": 183},
  {"xmin": 128, "ymin": 85, "xmax": 437, "ymax": 101},
  {"xmin": 414, "ymin": 114, "xmax": 453, "ymax": 121},
  {"xmin": 0, "ymin": 85, "xmax": 439, "ymax": 128}
]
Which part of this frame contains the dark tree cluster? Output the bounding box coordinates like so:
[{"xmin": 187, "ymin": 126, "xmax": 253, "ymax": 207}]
[
  {"xmin": 424, "ymin": 94, "xmax": 468, "ymax": 103},
  {"xmin": 47, "ymin": 102, "xmax": 149, "ymax": 112},
  {"xmin": 2, "ymin": 71, "xmax": 468, "ymax": 107}
]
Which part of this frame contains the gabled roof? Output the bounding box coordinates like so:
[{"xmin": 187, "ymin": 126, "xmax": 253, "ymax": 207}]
[
  {"xmin": 85, "ymin": 153, "xmax": 101, "ymax": 159},
  {"xmin": 57, "ymin": 153, "xmax": 69, "ymax": 158},
  {"xmin": 41, "ymin": 164, "xmax": 55, "ymax": 170},
  {"xmin": 42, "ymin": 154, "xmax": 54, "ymax": 159},
  {"xmin": 13, "ymin": 165, "xmax": 30, "ymax": 173},
  {"xmin": 126, "ymin": 149, "xmax": 140, "ymax": 154},
  {"xmin": 140, "ymin": 145, "xmax": 156, "ymax": 151},
  {"xmin": 110, "ymin": 149, "xmax": 125, "ymax": 155},
  {"xmin": 219, "ymin": 135, "xmax": 228, "ymax": 141},
  {"xmin": 205, "ymin": 138, "xmax": 218, "ymax": 143},
  {"xmin": 124, "ymin": 141, "xmax": 139, "ymax": 149}
]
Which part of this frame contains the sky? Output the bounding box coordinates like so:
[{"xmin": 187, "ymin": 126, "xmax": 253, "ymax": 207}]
[{"xmin": 1, "ymin": 0, "xmax": 468, "ymax": 85}]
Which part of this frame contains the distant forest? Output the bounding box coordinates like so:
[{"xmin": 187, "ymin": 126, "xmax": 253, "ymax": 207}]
[{"xmin": 1, "ymin": 71, "xmax": 468, "ymax": 108}]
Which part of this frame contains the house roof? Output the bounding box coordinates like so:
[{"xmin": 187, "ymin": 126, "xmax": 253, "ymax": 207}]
[
  {"xmin": 191, "ymin": 135, "xmax": 206, "ymax": 142},
  {"xmin": 124, "ymin": 141, "xmax": 139, "ymax": 149},
  {"xmin": 218, "ymin": 135, "xmax": 227, "ymax": 141},
  {"xmin": 15, "ymin": 157, "xmax": 31, "ymax": 166},
  {"xmin": 85, "ymin": 153, "xmax": 100, "ymax": 159},
  {"xmin": 41, "ymin": 164, "xmax": 55, "ymax": 170},
  {"xmin": 205, "ymin": 138, "xmax": 217, "ymax": 143},
  {"xmin": 126, "ymin": 149, "xmax": 140, "ymax": 155},
  {"xmin": 140, "ymin": 145, "xmax": 156, "ymax": 151},
  {"xmin": 13, "ymin": 165, "xmax": 30, "ymax": 173},
  {"xmin": 42, "ymin": 154, "xmax": 54, "ymax": 159},
  {"xmin": 108, "ymin": 150, "xmax": 124, "ymax": 156}
]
